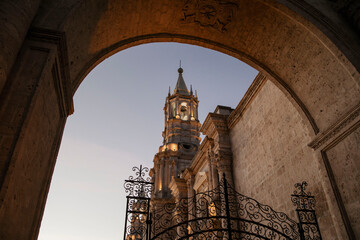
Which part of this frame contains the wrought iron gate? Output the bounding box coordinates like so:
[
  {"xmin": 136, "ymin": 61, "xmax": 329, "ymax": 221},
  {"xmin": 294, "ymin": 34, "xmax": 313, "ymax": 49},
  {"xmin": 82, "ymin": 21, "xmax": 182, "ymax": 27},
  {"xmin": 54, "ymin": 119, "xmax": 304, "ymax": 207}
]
[
  {"xmin": 123, "ymin": 166, "xmax": 322, "ymax": 240},
  {"xmin": 123, "ymin": 165, "xmax": 153, "ymax": 240}
]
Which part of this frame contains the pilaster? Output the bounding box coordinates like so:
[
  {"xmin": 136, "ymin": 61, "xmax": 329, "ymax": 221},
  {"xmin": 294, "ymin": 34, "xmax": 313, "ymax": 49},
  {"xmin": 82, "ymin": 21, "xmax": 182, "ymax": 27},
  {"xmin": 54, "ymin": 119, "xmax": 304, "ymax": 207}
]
[
  {"xmin": 0, "ymin": 28, "xmax": 72, "ymax": 240},
  {"xmin": 201, "ymin": 106, "xmax": 234, "ymax": 186}
]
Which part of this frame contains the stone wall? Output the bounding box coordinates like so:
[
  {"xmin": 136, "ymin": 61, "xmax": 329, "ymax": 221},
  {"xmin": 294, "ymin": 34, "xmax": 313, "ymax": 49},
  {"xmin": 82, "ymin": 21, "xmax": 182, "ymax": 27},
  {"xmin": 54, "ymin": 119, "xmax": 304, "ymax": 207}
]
[
  {"xmin": 229, "ymin": 79, "xmax": 337, "ymax": 239},
  {"xmin": 326, "ymin": 128, "xmax": 360, "ymax": 238}
]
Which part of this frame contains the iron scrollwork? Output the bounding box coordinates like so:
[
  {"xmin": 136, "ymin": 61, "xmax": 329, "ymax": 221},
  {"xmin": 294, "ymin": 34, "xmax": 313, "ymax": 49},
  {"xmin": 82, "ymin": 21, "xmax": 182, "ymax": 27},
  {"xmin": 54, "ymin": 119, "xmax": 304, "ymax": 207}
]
[
  {"xmin": 124, "ymin": 165, "xmax": 153, "ymax": 198},
  {"xmin": 291, "ymin": 181, "xmax": 322, "ymax": 240},
  {"xmin": 122, "ymin": 167, "xmax": 322, "ymax": 240},
  {"xmin": 150, "ymin": 174, "xmax": 300, "ymax": 240},
  {"xmin": 123, "ymin": 165, "xmax": 153, "ymax": 240}
]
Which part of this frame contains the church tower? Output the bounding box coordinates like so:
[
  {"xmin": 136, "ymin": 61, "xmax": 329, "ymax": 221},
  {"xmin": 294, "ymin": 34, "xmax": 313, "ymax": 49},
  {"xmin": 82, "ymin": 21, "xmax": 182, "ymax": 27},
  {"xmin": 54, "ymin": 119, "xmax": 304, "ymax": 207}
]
[{"xmin": 151, "ymin": 67, "xmax": 201, "ymax": 198}]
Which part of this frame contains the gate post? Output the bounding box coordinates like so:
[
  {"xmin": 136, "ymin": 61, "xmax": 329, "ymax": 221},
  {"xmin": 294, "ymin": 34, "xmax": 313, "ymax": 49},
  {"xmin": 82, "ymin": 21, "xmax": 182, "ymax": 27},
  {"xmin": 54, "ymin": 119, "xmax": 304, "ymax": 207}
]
[
  {"xmin": 222, "ymin": 173, "xmax": 233, "ymax": 240},
  {"xmin": 146, "ymin": 212, "xmax": 152, "ymax": 240},
  {"xmin": 291, "ymin": 182, "xmax": 322, "ymax": 240}
]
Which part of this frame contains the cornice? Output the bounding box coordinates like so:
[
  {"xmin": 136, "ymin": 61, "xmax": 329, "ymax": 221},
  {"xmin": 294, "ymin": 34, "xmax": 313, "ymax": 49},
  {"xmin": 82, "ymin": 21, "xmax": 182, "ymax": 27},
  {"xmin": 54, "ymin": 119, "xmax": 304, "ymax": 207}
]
[
  {"xmin": 167, "ymin": 94, "xmax": 199, "ymax": 103},
  {"xmin": 308, "ymin": 101, "xmax": 360, "ymax": 150},
  {"xmin": 165, "ymin": 133, "xmax": 202, "ymax": 141},
  {"xmin": 27, "ymin": 27, "xmax": 73, "ymax": 116},
  {"xmin": 201, "ymin": 113, "xmax": 229, "ymax": 137},
  {"xmin": 198, "ymin": 136, "xmax": 214, "ymax": 152},
  {"xmin": 166, "ymin": 118, "xmax": 201, "ymax": 126},
  {"xmin": 227, "ymin": 72, "xmax": 266, "ymax": 129},
  {"xmin": 154, "ymin": 150, "xmax": 180, "ymax": 159}
]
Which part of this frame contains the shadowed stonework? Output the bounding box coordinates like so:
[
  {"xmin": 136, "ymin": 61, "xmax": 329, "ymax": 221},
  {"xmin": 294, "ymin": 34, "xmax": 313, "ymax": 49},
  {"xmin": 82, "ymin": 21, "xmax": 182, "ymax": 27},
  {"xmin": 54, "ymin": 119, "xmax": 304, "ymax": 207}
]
[{"xmin": 0, "ymin": 1, "xmax": 359, "ymax": 239}]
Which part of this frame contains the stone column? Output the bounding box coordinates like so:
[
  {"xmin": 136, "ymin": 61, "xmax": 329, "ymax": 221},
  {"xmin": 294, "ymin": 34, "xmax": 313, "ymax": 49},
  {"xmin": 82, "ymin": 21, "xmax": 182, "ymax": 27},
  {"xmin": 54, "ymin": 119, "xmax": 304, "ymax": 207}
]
[
  {"xmin": 215, "ymin": 152, "xmax": 234, "ymax": 186},
  {"xmin": 171, "ymin": 157, "xmax": 178, "ymax": 178},
  {"xmin": 164, "ymin": 159, "xmax": 169, "ymax": 188},
  {"xmin": 208, "ymin": 150, "xmax": 219, "ymax": 189},
  {"xmin": 188, "ymin": 177, "xmax": 196, "ymax": 235},
  {"xmin": 183, "ymin": 170, "xmax": 194, "ymax": 205},
  {"xmin": 207, "ymin": 152, "xmax": 214, "ymax": 189},
  {"xmin": 159, "ymin": 159, "xmax": 165, "ymax": 193},
  {"xmin": 215, "ymin": 151, "xmax": 239, "ymax": 238},
  {"xmin": 175, "ymin": 97, "xmax": 179, "ymax": 118},
  {"xmin": 171, "ymin": 160, "xmax": 175, "ymax": 179},
  {"xmin": 186, "ymin": 176, "xmax": 195, "ymax": 206},
  {"xmin": 155, "ymin": 161, "xmax": 160, "ymax": 193}
]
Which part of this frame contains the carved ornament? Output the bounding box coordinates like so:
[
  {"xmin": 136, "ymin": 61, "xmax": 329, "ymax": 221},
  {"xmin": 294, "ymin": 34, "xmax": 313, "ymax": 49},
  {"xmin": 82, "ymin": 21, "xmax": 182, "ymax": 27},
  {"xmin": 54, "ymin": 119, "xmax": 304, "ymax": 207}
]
[{"xmin": 182, "ymin": 0, "xmax": 238, "ymax": 32}]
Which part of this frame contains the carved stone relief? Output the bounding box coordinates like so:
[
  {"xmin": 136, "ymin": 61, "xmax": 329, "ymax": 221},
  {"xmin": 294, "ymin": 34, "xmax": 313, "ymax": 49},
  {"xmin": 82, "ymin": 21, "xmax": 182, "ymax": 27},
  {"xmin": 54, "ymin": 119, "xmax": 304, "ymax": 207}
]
[{"xmin": 182, "ymin": 0, "xmax": 238, "ymax": 32}]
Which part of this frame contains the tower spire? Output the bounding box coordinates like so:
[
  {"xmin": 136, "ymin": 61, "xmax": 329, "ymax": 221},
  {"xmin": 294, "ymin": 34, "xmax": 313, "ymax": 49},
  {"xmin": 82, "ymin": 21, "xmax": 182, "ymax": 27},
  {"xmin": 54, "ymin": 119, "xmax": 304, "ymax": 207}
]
[{"xmin": 174, "ymin": 65, "xmax": 189, "ymax": 95}]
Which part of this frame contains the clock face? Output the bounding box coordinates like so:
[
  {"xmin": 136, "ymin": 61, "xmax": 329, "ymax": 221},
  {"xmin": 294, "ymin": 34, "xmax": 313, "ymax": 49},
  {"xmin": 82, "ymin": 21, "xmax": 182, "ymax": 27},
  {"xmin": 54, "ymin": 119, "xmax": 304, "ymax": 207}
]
[{"xmin": 180, "ymin": 102, "xmax": 189, "ymax": 120}]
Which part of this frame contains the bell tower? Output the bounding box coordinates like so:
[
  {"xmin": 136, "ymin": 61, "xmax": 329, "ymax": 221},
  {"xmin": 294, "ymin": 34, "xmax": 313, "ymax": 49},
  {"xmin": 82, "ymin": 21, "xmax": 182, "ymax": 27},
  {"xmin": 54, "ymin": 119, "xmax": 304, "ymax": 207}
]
[{"xmin": 151, "ymin": 67, "xmax": 201, "ymax": 198}]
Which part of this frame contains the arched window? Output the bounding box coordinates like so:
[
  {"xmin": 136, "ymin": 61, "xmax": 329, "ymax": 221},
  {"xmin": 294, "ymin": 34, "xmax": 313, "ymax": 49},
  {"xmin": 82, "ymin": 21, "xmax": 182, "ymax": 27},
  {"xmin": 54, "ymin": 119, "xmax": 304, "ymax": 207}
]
[{"xmin": 180, "ymin": 102, "xmax": 190, "ymax": 120}]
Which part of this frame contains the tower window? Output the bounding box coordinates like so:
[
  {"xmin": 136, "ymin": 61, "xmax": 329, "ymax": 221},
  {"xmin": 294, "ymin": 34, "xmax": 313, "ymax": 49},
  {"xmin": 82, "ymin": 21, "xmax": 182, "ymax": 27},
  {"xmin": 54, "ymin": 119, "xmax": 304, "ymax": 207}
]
[
  {"xmin": 180, "ymin": 102, "xmax": 189, "ymax": 120},
  {"xmin": 182, "ymin": 144, "xmax": 191, "ymax": 149},
  {"xmin": 170, "ymin": 102, "xmax": 176, "ymax": 118},
  {"xmin": 181, "ymin": 105, "xmax": 187, "ymax": 112}
]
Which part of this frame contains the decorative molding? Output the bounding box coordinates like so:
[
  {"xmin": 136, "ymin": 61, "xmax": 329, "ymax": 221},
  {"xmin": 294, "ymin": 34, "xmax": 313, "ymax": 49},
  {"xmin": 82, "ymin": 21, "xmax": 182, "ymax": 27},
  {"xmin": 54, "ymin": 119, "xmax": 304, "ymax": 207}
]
[
  {"xmin": 27, "ymin": 27, "xmax": 73, "ymax": 116},
  {"xmin": 227, "ymin": 72, "xmax": 266, "ymax": 129},
  {"xmin": 181, "ymin": 0, "xmax": 238, "ymax": 32},
  {"xmin": 309, "ymin": 102, "xmax": 360, "ymax": 150},
  {"xmin": 51, "ymin": 61, "xmax": 69, "ymax": 117},
  {"xmin": 201, "ymin": 113, "xmax": 229, "ymax": 140}
]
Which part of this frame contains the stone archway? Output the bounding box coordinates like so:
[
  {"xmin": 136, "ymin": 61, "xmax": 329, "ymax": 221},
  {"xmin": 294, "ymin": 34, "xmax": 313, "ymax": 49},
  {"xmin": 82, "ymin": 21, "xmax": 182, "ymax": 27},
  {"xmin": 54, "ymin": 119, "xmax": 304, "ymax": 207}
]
[{"xmin": 0, "ymin": 0, "xmax": 359, "ymax": 239}]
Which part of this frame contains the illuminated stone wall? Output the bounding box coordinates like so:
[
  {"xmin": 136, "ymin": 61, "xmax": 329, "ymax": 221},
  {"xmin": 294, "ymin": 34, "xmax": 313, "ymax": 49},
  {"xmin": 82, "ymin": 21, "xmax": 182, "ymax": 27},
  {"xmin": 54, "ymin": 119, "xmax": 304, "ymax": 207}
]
[{"xmin": 229, "ymin": 76, "xmax": 357, "ymax": 239}]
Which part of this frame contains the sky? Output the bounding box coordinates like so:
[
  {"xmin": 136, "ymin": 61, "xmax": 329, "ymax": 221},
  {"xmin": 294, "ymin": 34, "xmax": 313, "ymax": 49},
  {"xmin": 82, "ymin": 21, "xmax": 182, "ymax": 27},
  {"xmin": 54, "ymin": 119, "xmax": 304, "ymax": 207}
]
[{"xmin": 37, "ymin": 43, "xmax": 258, "ymax": 240}]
